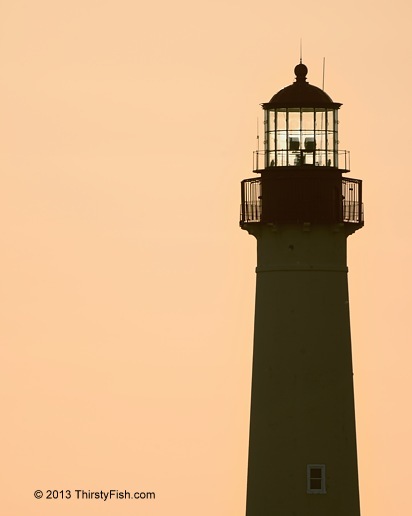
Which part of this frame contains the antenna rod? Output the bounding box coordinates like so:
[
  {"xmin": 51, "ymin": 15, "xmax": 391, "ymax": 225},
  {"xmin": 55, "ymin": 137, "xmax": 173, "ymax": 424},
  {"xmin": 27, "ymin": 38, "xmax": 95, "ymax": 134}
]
[
  {"xmin": 256, "ymin": 117, "xmax": 260, "ymax": 170},
  {"xmin": 300, "ymin": 39, "xmax": 302, "ymax": 63},
  {"xmin": 322, "ymin": 57, "xmax": 326, "ymax": 90}
]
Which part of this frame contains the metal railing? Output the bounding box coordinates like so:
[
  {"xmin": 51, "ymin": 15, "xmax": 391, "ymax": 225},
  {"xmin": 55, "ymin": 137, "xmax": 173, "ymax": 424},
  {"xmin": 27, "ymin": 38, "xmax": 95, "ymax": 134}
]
[
  {"xmin": 240, "ymin": 200, "xmax": 363, "ymax": 225},
  {"xmin": 240, "ymin": 201, "xmax": 262, "ymax": 223},
  {"xmin": 342, "ymin": 201, "xmax": 363, "ymax": 224},
  {"xmin": 240, "ymin": 177, "xmax": 363, "ymax": 225},
  {"xmin": 253, "ymin": 149, "xmax": 350, "ymax": 172}
]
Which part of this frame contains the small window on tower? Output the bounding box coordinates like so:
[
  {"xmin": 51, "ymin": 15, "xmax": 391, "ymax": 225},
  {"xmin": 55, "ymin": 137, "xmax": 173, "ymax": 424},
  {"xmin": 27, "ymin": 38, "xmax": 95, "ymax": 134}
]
[{"xmin": 307, "ymin": 464, "xmax": 326, "ymax": 494}]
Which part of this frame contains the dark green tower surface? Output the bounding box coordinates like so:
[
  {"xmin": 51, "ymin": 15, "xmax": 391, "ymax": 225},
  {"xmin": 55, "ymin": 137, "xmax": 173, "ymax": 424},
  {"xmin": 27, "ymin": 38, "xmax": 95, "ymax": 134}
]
[{"xmin": 240, "ymin": 63, "xmax": 363, "ymax": 516}]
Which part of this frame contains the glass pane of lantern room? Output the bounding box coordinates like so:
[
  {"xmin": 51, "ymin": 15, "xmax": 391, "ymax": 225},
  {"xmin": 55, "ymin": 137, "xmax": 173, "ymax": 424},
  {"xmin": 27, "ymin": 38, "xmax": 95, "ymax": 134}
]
[
  {"xmin": 315, "ymin": 109, "xmax": 326, "ymax": 166},
  {"xmin": 267, "ymin": 109, "xmax": 276, "ymax": 136},
  {"xmin": 316, "ymin": 109, "xmax": 326, "ymax": 141},
  {"xmin": 326, "ymin": 109, "xmax": 336, "ymax": 166},
  {"xmin": 288, "ymin": 110, "xmax": 301, "ymax": 163},
  {"xmin": 327, "ymin": 110, "xmax": 336, "ymax": 149},
  {"xmin": 288, "ymin": 109, "xmax": 300, "ymax": 130},
  {"xmin": 276, "ymin": 135, "xmax": 287, "ymax": 166},
  {"xmin": 325, "ymin": 132, "xmax": 334, "ymax": 166},
  {"xmin": 265, "ymin": 110, "xmax": 276, "ymax": 167},
  {"xmin": 301, "ymin": 109, "xmax": 314, "ymax": 131},
  {"xmin": 276, "ymin": 130, "xmax": 287, "ymax": 150},
  {"xmin": 276, "ymin": 110, "xmax": 287, "ymax": 131},
  {"xmin": 302, "ymin": 109, "xmax": 315, "ymax": 161},
  {"xmin": 333, "ymin": 109, "xmax": 339, "ymax": 166},
  {"xmin": 266, "ymin": 110, "xmax": 275, "ymax": 152},
  {"xmin": 275, "ymin": 110, "xmax": 287, "ymax": 166}
]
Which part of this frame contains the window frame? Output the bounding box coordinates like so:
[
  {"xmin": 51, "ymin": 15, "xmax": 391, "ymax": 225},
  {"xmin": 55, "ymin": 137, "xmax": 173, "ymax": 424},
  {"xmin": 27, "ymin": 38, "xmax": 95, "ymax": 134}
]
[{"xmin": 307, "ymin": 464, "xmax": 326, "ymax": 494}]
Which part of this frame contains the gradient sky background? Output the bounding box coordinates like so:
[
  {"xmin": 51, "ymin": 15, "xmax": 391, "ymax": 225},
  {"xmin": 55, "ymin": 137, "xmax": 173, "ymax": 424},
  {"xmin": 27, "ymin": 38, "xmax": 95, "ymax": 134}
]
[{"xmin": 1, "ymin": 1, "xmax": 411, "ymax": 515}]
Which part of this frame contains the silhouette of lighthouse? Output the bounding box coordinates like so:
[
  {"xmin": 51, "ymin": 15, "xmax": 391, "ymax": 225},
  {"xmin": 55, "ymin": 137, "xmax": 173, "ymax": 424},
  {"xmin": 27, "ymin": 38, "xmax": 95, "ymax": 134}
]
[{"xmin": 241, "ymin": 62, "xmax": 363, "ymax": 515}]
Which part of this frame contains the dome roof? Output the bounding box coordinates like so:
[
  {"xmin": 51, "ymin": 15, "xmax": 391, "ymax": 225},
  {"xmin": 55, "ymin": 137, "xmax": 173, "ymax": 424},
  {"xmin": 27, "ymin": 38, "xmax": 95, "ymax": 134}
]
[{"xmin": 262, "ymin": 63, "xmax": 342, "ymax": 109}]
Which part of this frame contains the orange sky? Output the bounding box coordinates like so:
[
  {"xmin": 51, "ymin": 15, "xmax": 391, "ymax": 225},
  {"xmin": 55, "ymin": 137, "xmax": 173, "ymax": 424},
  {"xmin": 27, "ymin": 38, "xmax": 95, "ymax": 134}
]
[{"xmin": 1, "ymin": 1, "xmax": 411, "ymax": 514}]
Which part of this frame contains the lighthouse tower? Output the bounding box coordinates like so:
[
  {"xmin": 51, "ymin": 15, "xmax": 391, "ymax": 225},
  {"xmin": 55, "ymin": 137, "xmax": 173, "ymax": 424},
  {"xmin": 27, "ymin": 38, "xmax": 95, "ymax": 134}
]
[{"xmin": 241, "ymin": 63, "xmax": 363, "ymax": 516}]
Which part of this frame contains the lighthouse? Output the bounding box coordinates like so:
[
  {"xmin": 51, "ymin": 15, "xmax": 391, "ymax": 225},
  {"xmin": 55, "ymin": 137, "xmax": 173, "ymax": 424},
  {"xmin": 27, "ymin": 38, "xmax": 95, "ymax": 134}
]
[{"xmin": 241, "ymin": 63, "xmax": 363, "ymax": 515}]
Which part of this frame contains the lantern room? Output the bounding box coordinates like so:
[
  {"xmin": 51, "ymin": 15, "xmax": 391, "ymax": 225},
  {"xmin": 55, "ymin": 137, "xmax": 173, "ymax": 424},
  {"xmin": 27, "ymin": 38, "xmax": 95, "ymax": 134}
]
[{"xmin": 255, "ymin": 63, "xmax": 349, "ymax": 171}]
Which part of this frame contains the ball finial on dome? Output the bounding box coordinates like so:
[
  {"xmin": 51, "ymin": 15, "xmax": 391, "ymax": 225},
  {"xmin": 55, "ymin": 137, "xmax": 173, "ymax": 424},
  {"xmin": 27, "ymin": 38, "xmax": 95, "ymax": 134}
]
[{"xmin": 294, "ymin": 63, "xmax": 308, "ymax": 82}]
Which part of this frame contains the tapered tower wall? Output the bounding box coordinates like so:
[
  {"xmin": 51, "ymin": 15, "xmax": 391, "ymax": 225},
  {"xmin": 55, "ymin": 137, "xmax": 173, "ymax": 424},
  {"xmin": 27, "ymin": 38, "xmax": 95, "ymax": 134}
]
[{"xmin": 244, "ymin": 224, "xmax": 361, "ymax": 516}]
